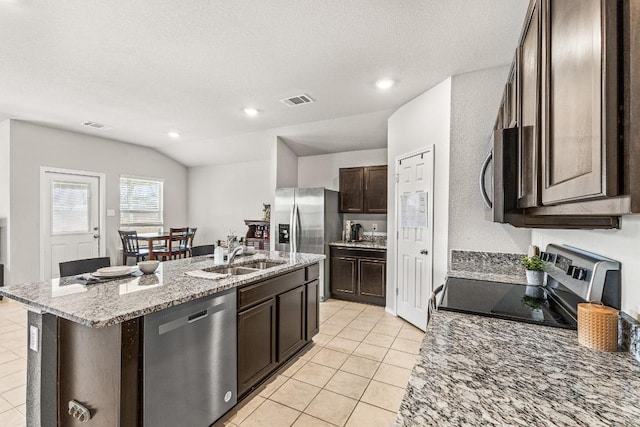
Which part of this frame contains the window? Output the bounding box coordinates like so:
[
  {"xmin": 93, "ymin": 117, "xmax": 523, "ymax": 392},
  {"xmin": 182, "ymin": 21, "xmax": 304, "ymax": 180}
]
[
  {"xmin": 119, "ymin": 175, "xmax": 164, "ymax": 233},
  {"xmin": 52, "ymin": 181, "xmax": 90, "ymax": 234}
]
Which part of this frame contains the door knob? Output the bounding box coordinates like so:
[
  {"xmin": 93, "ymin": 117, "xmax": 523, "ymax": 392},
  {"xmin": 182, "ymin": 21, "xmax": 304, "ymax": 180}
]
[
  {"xmin": 93, "ymin": 234, "xmax": 100, "ymax": 239},
  {"xmin": 420, "ymin": 249, "xmax": 428, "ymax": 255},
  {"xmin": 93, "ymin": 226, "xmax": 99, "ymax": 231}
]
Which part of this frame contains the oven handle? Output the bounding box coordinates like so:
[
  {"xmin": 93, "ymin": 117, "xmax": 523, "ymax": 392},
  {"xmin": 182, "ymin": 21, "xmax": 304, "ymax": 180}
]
[{"xmin": 479, "ymin": 150, "xmax": 493, "ymax": 209}]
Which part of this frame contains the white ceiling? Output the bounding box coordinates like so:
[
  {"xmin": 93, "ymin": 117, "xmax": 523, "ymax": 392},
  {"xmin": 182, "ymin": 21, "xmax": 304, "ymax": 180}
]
[{"xmin": 0, "ymin": 0, "xmax": 528, "ymax": 166}]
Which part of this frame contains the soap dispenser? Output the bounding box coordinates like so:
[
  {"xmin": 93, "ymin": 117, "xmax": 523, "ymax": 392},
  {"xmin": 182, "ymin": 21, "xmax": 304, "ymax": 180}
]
[{"xmin": 213, "ymin": 246, "xmax": 225, "ymax": 265}]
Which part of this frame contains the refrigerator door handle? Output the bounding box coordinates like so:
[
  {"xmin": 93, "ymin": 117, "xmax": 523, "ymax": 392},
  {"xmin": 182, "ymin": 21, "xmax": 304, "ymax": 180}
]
[
  {"xmin": 293, "ymin": 204, "xmax": 299, "ymax": 253},
  {"xmin": 289, "ymin": 204, "xmax": 295, "ymax": 253}
]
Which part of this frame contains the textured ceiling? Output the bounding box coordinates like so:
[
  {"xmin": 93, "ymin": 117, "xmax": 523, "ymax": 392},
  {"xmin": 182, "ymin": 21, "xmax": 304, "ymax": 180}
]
[{"xmin": 0, "ymin": 0, "xmax": 528, "ymax": 166}]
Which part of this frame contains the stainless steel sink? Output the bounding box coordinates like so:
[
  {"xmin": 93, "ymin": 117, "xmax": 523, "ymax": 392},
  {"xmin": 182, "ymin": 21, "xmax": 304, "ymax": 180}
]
[
  {"xmin": 241, "ymin": 261, "xmax": 285, "ymax": 270},
  {"xmin": 204, "ymin": 266, "xmax": 259, "ymax": 275}
]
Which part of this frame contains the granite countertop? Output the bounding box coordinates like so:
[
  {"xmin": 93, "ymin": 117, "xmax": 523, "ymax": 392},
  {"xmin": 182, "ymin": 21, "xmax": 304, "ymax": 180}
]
[
  {"xmin": 396, "ymin": 310, "xmax": 640, "ymax": 426},
  {"xmin": 448, "ymin": 249, "xmax": 527, "ymax": 285},
  {"xmin": 0, "ymin": 251, "xmax": 324, "ymax": 328},
  {"xmin": 329, "ymin": 241, "xmax": 387, "ymax": 250}
]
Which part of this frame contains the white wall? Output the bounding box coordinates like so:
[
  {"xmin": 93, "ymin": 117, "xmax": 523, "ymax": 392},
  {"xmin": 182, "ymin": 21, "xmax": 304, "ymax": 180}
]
[
  {"xmin": 8, "ymin": 120, "xmax": 188, "ymax": 284},
  {"xmin": 532, "ymin": 218, "xmax": 640, "ymax": 319},
  {"xmin": 276, "ymin": 138, "xmax": 299, "ymax": 188},
  {"xmin": 298, "ymin": 148, "xmax": 387, "ymax": 191},
  {"xmin": 449, "ymin": 67, "xmax": 531, "ymax": 253},
  {"xmin": 0, "ymin": 120, "xmax": 10, "ymax": 272},
  {"xmin": 387, "ymin": 78, "xmax": 452, "ymax": 314},
  {"xmin": 188, "ymin": 159, "xmax": 272, "ymax": 246}
]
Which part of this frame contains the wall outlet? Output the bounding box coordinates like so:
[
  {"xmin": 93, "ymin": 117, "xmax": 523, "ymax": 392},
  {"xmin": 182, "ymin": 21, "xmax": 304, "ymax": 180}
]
[
  {"xmin": 29, "ymin": 325, "xmax": 39, "ymax": 352},
  {"xmin": 372, "ymin": 224, "xmax": 378, "ymax": 231}
]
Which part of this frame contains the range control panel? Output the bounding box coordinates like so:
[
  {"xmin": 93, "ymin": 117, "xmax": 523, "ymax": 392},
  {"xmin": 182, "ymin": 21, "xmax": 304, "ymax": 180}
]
[{"xmin": 540, "ymin": 251, "xmax": 591, "ymax": 282}]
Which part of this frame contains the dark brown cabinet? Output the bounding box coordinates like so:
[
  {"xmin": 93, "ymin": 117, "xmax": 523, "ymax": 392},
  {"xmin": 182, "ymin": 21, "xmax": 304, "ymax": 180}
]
[
  {"xmin": 236, "ymin": 264, "xmax": 319, "ymax": 397},
  {"xmin": 339, "ymin": 165, "xmax": 388, "ymax": 213},
  {"xmin": 330, "ymin": 247, "xmax": 386, "ymax": 306}
]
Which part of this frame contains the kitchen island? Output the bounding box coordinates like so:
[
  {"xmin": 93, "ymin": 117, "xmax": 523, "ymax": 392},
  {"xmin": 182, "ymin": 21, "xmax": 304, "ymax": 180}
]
[
  {"xmin": 396, "ymin": 309, "xmax": 640, "ymax": 426},
  {"xmin": 0, "ymin": 251, "xmax": 324, "ymax": 427}
]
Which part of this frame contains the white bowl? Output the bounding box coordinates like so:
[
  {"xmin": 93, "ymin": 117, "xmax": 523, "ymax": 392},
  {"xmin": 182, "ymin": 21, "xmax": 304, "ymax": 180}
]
[{"xmin": 138, "ymin": 260, "xmax": 160, "ymax": 274}]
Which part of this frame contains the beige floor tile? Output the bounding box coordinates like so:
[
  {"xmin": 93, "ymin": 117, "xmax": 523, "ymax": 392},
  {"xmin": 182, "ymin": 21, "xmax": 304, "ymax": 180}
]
[
  {"xmin": 370, "ymin": 323, "xmax": 402, "ymax": 337},
  {"xmin": 397, "ymin": 326, "xmax": 425, "ymax": 342},
  {"xmin": 280, "ymin": 357, "xmax": 308, "ymax": 377},
  {"xmin": 0, "ymin": 408, "xmax": 25, "ymax": 427},
  {"xmin": 340, "ymin": 355, "xmax": 381, "ymax": 379},
  {"xmin": 323, "ymin": 316, "xmax": 351, "ymax": 328},
  {"xmin": 376, "ymin": 316, "xmax": 408, "ymax": 328},
  {"xmin": 331, "ymin": 312, "xmax": 358, "ymax": 322},
  {"xmin": 312, "ymin": 333, "xmax": 333, "ymax": 347},
  {"xmin": 304, "ymin": 389, "xmax": 357, "ymax": 426},
  {"xmin": 320, "ymin": 300, "xmax": 349, "ymax": 309},
  {"xmin": 382, "ymin": 349, "xmax": 418, "ymax": 370},
  {"xmin": 258, "ymin": 374, "xmax": 287, "ymax": 398},
  {"xmin": 0, "ymin": 350, "xmax": 20, "ymax": 365},
  {"xmin": 354, "ymin": 313, "xmax": 383, "ymax": 323},
  {"xmin": 311, "ymin": 348, "xmax": 349, "ymax": 369},
  {"xmin": 352, "ymin": 343, "xmax": 388, "ymax": 362},
  {"xmin": 269, "ymin": 378, "xmax": 321, "ymax": 411},
  {"xmin": 15, "ymin": 403, "xmax": 26, "ymax": 416},
  {"xmin": 0, "ymin": 323, "xmax": 24, "ymax": 336},
  {"xmin": 318, "ymin": 323, "xmax": 344, "ymax": 336},
  {"xmin": 324, "ymin": 370, "xmax": 370, "ymax": 400},
  {"xmin": 372, "ymin": 363, "xmax": 412, "ymax": 389},
  {"xmin": 0, "ymin": 330, "xmax": 26, "ymax": 343},
  {"xmin": 0, "ymin": 395, "xmax": 13, "ymax": 414},
  {"xmin": 292, "ymin": 413, "xmax": 336, "ymax": 427},
  {"xmin": 336, "ymin": 327, "xmax": 368, "ymax": 342},
  {"xmin": 344, "ymin": 401, "xmax": 396, "ymax": 427},
  {"xmin": 227, "ymin": 396, "xmax": 266, "ymax": 425},
  {"xmin": 391, "ymin": 337, "xmax": 421, "ymax": 355},
  {"xmin": 292, "ymin": 362, "xmax": 336, "ymax": 388},
  {"xmin": 0, "ymin": 371, "xmax": 26, "ymax": 394},
  {"xmin": 325, "ymin": 337, "xmax": 359, "ymax": 354},
  {"xmin": 299, "ymin": 344, "xmax": 322, "ymax": 361},
  {"xmin": 8, "ymin": 347, "xmax": 26, "ymax": 360},
  {"xmin": 0, "ymin": 359, "xmax": 27, "ymax": 379},
  {"xmin": 346, "ymin": 319, "xmax": 375, "ymax": 332},
  {"xmin": 240, "ymin": 399, "xmax": 300, "ymax": 427},
  {"xmin": 1, "ymin": 385, "xmax": 25, "ymax": 407},
  {"xmin": 362, "ymin": 332, "xmax": 395, "ymax": 348},
  {"xmin": 0, "ymin": 339, "xmax": 26, "ymax": 352},
  {"xmin": 360, "ymin": 380, "xmax": 406, "ymax": 412}
]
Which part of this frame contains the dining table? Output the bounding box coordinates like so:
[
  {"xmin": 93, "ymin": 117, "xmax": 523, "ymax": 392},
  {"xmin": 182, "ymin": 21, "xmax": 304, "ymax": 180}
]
[{"xmin": 135, "ymin": 231, "xmax": 171, "ymax": 260}]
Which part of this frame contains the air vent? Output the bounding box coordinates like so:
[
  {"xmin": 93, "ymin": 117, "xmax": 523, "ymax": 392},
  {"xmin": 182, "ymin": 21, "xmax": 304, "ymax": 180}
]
[
  {"xmin": 83, "ymin": 121, "xmax": 112, "ymax": 130},
  {"xmin": 280, "ymin": 93, "xmax": 315, "ymax": 107}
]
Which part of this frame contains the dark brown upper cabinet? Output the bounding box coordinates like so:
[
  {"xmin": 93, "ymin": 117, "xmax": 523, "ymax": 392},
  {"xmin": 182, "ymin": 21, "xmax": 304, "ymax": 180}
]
[
  {"xmin": 339, "ymin": 165, "xmax": 388, "ymax": 213},
  {"xmin": 540, "ymin": 0, "xmax": 620, "ymax": 205}
]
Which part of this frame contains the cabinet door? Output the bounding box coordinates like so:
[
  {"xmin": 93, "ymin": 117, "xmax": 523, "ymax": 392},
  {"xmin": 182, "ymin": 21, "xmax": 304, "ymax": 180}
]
[
  {"xmin": 277, "ymin": 285, "xmax": 306, "ymax": 362},
  {"xmin": 238, "ymin": 298, "xmax": 276, "ymax": 396},
  {"xmin": 339, "ymin": 168, "xmax": 364, "ymax": 212},
  {"xmin": 358, "ymin": 259, "xmax": 386, "ymax": 301},
  {"xmin": 517, "ymin": 1, "xmax": 541, "ymax": 208},
  {"xmin": 306, "ymin": 279, "xmax": 319, "ymax": 340},
  {"xmin": 541, "ymin": 0, "xmax": 619, "ymax": 204},
  {"xmin": 364, "ymin": 166, "xmax": 388, "ymax": 213},
  {"xmin": 330, "ymin": 256, "xmax": 357, "ymax": 295}
]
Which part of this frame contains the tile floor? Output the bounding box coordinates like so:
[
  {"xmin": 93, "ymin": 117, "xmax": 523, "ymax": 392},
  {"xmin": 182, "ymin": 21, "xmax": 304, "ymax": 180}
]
[
  {"xmin": 217, "ymin": 299, "xmax": 425, "ymax": 427},
  {"xmin": 0, "ymin": 297, "xmax": 425, "ymax": 427}
]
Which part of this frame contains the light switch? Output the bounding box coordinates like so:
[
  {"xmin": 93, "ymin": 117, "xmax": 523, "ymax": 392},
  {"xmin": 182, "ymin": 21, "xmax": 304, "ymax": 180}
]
[
  {"xmin": 107, "ymin": 209, "xmax": 116, "ymax": 217},
  {"xmin": 29, "ymin": 325, "xmax": 39, "ymax": 352}
]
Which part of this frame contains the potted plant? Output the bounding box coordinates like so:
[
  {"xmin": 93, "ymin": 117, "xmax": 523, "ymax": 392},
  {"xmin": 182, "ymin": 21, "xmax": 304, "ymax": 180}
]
[{"xmin": 521, "ymin": 255, "xmax": 545, "ymax": 287}]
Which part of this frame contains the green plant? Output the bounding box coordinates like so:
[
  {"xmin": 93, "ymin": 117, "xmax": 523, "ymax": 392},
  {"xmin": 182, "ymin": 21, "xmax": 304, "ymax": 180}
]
[{"xmin": 521, "ymin": 255, "xmax": 545, "ymax": 271}]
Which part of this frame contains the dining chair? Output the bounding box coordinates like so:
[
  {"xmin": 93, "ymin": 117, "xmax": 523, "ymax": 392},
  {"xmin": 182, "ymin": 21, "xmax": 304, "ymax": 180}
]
[
  {"xmin": 59, "ymin": 257, "xmax": 111, "ymax": 277},
  {"xmin": 182, "ymin": 227, "xmax": 198, "ymax": 257},
  {"xmin": 190, "ymin": 244, "xmax": 215, "ymax": 257},
  {"xmin": 118, "ymin": 230, "xmax": 149, "ymax": 265},
  {"xmin": 153, "ymin": 227, "xmax": 189, "ymax": 261}
]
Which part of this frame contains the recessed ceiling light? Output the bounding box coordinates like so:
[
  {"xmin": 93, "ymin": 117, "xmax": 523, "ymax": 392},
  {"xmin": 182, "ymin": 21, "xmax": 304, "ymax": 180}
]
[
  {"xmin": 375, "ymin": 79, "xmax": 395, "ymax": 90},
  {"xmin": 244, "ymin": 107, "xmax": 259, "ymax": 116},
  {"xmin": 168, "ymin": 131, "xmax": 180, "ymax": 139}
]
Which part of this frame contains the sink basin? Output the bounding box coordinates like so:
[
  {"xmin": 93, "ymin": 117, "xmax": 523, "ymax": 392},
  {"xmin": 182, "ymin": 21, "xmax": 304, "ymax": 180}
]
[
  {"xmin": 241, "ymin": 261, "xmax": 286, "ymax": 270},
  {"xmin": 204, "ymin": 266, "xmax": 259, "ymax": 275}
]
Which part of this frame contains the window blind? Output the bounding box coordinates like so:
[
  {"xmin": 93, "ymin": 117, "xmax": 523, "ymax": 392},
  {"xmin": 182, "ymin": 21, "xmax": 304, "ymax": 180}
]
[
  {"xmin": 52, "ymin": 181, "xmax": 90, "ymax": 233},
  {"xmin": 119, "ymin": 176, "xmax": 164, "ymax": 227}
]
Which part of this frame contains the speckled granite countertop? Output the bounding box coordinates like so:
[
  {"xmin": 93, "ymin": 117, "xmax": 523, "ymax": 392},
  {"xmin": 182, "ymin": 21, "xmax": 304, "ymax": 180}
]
[
  {"xmin": 396, "ymin": 310, "xmax": 640, "ymax": 426},
  {"xmin": 0, "ymin": 251, "xmax": 324, "ymax": 328},
  {"xmin": 329, "ymin": 241, "xmax": 387, "ymax": 250},
  {"xmin": 448, "ymin": 249, "xmax": 527, "ymax": 285}
]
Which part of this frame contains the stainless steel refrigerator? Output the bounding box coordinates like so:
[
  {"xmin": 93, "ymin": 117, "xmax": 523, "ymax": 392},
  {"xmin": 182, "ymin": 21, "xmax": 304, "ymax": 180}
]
[{"xmin": 275, "ymin": 187, "xmax": 342, "ymax": 301}]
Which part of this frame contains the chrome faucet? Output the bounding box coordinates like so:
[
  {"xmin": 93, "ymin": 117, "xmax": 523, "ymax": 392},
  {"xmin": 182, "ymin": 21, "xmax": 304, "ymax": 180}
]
[{"xmin": 227, "ymin": 246, "xmax": 244, "ymax": 264}]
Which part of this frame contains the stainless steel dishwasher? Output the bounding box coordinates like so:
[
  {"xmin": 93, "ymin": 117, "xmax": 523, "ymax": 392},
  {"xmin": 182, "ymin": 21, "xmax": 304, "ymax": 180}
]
[{"xmin": 143, "ymin": 289, "xmax": 237, "ymax": 427}]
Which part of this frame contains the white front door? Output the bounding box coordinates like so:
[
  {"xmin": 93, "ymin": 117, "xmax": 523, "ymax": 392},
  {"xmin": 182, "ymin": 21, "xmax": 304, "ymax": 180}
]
[
  {"xmin": 41, "ymin": 169, "xmax": 103, "ymax": 279},
  {"xmin": 396, "ymin": 147, "xmax": 434, "ymax": 331}
]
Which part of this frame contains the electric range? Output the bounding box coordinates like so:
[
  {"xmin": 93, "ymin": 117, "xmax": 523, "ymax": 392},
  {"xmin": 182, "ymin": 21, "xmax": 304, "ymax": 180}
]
[{"xmin": 439, "ymin": 244, "xmax": 621, "ymax": 329}]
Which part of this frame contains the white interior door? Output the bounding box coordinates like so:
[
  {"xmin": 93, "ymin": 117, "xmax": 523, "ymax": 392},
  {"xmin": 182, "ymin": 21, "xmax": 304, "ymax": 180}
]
[
  {"xmin": 41, "ymin": 169, "xmax": 103, "ymax": 279},
  {"xmin": 396, "ymin": 147, "xmax": 434, "ymax": 331}
]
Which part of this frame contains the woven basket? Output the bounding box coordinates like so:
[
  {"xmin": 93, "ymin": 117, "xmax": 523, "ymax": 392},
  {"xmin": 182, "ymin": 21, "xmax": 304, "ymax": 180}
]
[{"xmin": 577, "ymin": 303, "xmax": 619, "ymax": 352}]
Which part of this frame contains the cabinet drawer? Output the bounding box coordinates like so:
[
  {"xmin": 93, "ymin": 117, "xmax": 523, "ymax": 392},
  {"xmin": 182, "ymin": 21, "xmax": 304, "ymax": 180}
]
[
  {"xmin": 305, "ymin": 263, "xmax": 320, "ymax": 282},
  {"xmin": 237, "ymin": 269, "xmax": 305, "ymax": 311},
  {"xmin": 331, "ymin": 247, "xmax": 386, "ymax": 260}
]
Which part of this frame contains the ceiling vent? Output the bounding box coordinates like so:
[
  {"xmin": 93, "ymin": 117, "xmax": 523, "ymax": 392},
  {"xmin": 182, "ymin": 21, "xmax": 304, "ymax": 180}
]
[
  {"xmin": 280, "ymin": 93, "xmax": 315, "ymax": 107},
  {"xmin": 83, "ymin": 121, "xmax": 112, "ymax": 130}
]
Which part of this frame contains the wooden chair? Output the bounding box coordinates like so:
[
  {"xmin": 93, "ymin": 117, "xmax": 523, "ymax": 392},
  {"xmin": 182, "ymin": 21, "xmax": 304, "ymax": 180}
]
[
  {"xmin": 190, "ymin": 244, "xmax": 215, "ymax": 257},
  {"xmin": 59, "ymin": 257, "xmax": 111, "ymax": 277},
  {"xmin": 118, "ymin": 230, "xmax": 149, "ymax": 265},
  {"xmin": 153, "ymin": 227, "xmax": 189, "ymax": 261},
  {"xmin": 182, "ymin": 227, "xmax": 197, "ymax": 256}
]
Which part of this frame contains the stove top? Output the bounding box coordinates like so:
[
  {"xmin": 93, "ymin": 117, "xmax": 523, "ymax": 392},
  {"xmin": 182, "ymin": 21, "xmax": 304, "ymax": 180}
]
[{"xmin": 439, "ymin": 277, "xmax": 575, "ymax": 329}]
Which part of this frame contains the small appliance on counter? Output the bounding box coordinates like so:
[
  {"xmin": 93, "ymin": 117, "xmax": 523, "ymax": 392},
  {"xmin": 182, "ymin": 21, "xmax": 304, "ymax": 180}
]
[
  {"xmin": 438, "ymin": 244, "xmax": 621, "ymax": 329},
  {"xmin": 350, "ymin": 223, "xmax": 362, "ymax": 242}
]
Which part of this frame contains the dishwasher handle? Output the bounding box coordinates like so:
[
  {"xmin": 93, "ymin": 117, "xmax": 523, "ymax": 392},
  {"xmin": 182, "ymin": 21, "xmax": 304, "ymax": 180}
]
[{"xmin": 188, "ymin": 310, "xmax": 208, "ymax": 323}]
